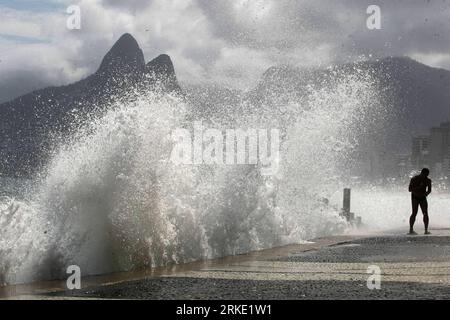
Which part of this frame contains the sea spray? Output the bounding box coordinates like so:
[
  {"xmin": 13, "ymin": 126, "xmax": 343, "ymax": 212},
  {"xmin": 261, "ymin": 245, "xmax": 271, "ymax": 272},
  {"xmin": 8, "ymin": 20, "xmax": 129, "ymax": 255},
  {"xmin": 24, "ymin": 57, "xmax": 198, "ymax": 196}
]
[{"xmin": 1, "ymin": 70, "xmax": 392, "ymax": 285}]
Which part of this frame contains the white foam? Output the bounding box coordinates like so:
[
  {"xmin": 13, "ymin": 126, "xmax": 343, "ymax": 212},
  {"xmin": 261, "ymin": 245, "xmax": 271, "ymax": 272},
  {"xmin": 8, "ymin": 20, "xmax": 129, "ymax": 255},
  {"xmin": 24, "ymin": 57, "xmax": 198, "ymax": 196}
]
[{"xmin": 0, "ymin": 71, "xmax": 402, "ymax": 284}]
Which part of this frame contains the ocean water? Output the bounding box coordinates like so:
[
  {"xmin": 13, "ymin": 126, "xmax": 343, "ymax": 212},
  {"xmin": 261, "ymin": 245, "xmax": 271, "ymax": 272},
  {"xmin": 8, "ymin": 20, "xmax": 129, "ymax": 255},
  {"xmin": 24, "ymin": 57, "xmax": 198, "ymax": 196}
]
[
  {"xmin": 351, "ymin": 188, "xmax": 450, "ymax": 232},
  {"xmin": 2, "ymin": 70, "xmax": 443, "ymax": 285}
]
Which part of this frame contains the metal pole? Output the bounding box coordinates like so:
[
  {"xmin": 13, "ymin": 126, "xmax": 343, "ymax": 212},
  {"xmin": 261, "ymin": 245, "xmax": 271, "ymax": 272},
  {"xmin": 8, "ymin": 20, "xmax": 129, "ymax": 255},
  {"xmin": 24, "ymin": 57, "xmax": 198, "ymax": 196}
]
[{"xmin": 343, "ymin": 188, "xmax": 351, "ymax": 221}]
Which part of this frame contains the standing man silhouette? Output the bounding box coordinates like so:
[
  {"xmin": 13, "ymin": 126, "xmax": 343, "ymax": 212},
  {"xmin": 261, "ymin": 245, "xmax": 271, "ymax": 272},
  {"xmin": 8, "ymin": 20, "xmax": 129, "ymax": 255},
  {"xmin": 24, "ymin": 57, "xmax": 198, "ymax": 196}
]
[{"xmin": 408, "ymin": 168, "xmax": 432, "ymax": 235}]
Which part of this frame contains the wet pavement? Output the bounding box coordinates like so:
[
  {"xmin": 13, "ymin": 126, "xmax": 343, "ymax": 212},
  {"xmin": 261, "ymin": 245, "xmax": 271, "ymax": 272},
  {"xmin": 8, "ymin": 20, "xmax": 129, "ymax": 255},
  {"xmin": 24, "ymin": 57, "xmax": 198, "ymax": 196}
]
[{"xmin": 4, "ymin": 230, "xmax": 450, "ymax": 299}]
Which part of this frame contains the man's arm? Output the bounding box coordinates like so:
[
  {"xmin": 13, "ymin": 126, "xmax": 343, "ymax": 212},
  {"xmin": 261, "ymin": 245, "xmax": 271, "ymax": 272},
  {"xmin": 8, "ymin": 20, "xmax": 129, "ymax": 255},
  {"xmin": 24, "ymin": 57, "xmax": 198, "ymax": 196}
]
[
  {"xmin": 426, "ymin": 179, "xmax": 432, "ymax": 196},
  {"xmin": 408, "ymin": 178, "xmax": 414, "ymax": 192}
]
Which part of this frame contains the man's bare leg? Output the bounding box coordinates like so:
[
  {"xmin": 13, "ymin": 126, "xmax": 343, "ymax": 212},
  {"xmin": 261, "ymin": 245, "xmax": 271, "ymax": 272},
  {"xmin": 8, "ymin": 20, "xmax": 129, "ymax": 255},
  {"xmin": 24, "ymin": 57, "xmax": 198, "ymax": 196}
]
[
  {"xmin": 420, "ymin": 200, "xmax": 430, "ymax": 234},
  {"xmin": 409, "ymin": 197, "xmax": 419, "ymax": 235}
]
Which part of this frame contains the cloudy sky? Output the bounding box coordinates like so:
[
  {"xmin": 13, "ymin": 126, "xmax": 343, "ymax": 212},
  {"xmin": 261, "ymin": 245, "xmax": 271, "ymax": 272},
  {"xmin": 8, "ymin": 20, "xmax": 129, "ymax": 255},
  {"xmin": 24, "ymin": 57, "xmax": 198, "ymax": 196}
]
[{"xmin": 1, "ymin": 0, "xmax": 450, "ymax": 102}]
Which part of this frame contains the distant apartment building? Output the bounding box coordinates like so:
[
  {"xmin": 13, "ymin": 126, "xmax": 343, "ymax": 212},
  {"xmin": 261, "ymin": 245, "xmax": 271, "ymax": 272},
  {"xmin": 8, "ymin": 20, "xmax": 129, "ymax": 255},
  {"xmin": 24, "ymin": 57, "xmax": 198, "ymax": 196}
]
[
  {"xmin": 410, "ymin": 122, "xmax": 450, "ymax": 177},
  {"xmin": 411, "ymin": 135, "xmax": 430, "ymax": 168},
  {"xmin": 397, "ymin": 153, "xmax": 412, "ymax": 177}
]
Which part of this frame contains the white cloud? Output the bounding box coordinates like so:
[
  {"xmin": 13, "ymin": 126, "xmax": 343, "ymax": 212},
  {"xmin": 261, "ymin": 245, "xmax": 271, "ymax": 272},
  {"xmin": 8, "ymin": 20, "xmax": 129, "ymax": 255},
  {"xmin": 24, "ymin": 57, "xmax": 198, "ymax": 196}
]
[
  {"xmin": 1, "ymin": 0, "xmax": 450, "ymax": 102},
  {"xmin": 0, "ymin": 8, "xmax": 45, "ymax": 38},
  {"xmin": 410, "ymin": 52, "xmax": 450, "ymax": 71}
]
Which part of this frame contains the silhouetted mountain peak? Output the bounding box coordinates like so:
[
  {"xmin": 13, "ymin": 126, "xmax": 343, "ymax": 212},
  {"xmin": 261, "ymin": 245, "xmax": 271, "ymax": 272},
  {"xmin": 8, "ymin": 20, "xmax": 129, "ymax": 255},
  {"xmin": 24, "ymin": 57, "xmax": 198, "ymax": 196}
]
[
  {"xmin": 146, "ymin": 54, "xmax": 175, "ymax": 77},
  {"xmin": 97, "ymin": 33, "xmax": 145, "ymax": 75},
  {"xmin": 145, "ymin": 54, "xmax": 181, "ymax": 92},
  {"xmin": 0, "ymin": 33, "xmax": 183, "ymax": 176}
]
